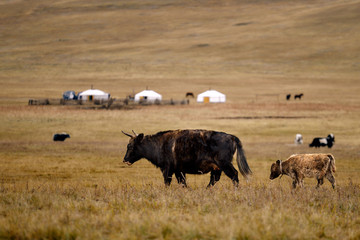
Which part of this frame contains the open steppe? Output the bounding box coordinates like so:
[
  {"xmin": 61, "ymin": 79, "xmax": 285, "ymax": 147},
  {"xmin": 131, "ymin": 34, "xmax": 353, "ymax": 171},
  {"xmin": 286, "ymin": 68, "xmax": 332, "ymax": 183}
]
[{"xmin": 1, "ymin": 0, "xmax": 360, "ymax": 239}]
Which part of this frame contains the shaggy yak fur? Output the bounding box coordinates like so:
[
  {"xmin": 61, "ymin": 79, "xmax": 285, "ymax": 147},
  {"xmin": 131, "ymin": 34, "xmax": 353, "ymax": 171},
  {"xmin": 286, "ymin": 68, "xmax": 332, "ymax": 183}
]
[
  {"xmin": 122, "ymin": 129, "xmax": 252, "ymax": 188},
  {"xmin": 270, "ymin": 153, "xmax": 336, "ymax": 189}
]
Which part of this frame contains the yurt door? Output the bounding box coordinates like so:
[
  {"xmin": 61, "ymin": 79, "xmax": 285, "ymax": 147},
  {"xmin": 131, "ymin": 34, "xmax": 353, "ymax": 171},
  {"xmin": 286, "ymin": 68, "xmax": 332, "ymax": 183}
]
[{"xmin": 204, "ymin": 97, "xmax": 210, "ymax": 103}]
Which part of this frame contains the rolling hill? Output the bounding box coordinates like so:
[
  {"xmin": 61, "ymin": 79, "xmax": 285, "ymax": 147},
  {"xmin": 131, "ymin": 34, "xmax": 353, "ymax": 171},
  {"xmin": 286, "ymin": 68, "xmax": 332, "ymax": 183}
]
[{"xmin": 0, "ymin": 0, "xmax": 359, "ymax": 102}]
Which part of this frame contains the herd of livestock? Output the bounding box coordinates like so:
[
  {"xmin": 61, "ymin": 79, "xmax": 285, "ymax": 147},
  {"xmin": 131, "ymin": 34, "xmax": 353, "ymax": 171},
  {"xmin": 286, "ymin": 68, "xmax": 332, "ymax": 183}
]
[
  {"xmin": 121, "ymin": 129, "xmax": 336, "ymax": 189},
  {"xmin": 53, "ymin": 129, "xmax": 336, "ymax": 189}
]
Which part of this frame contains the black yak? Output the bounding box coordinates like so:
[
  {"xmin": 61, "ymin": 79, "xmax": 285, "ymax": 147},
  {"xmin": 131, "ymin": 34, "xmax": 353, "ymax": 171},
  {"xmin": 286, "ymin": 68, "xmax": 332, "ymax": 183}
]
[{"xmin": 122, "ymin": 129, "xmax": 252, "ymax": 188}]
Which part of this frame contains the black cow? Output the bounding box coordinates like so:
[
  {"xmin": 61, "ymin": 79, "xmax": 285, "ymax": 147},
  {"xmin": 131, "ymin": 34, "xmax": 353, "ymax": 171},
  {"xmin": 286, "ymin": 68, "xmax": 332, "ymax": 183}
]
[
  {"xmin": 122, "ymin": 129, "xmax": 252, "ymax": 188},
  {"xmin": 53, "ymin": 133, "xmax": 70, "ymax": 141},
  {"xmin": 309, "ymin": 134, "xmax": 335, "ymax": 148},
  {"xmin": 286, "ymin": 94, "xmax": 291, "ymax": 100}
]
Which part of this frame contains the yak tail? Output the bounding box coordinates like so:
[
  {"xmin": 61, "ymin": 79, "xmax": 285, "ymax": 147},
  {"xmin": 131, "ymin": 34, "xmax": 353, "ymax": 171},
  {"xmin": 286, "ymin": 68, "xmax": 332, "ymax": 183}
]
[
  {"xmin": 235, "ymin": 137, "xmax": 252, "ymax": 179},
  {"xmin": 328, "ymin": 154, "xmax": 336, "ymax": 173}
]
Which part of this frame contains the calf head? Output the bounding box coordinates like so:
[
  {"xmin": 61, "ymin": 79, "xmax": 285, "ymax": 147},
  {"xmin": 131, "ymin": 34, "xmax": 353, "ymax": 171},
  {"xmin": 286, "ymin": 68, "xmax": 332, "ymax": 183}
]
[
  {"xmin": 270, "ymin": 160, "xmax": 282, "ymax": 180},
  {"xmin": 122, "ymin": 131, "xmax": 144, "ymax": 165}
]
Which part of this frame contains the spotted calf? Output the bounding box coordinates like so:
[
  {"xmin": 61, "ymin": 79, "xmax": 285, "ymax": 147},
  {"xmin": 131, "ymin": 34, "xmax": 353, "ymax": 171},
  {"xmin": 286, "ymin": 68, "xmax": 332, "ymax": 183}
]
[{"xmin": 270, "ymin": 154, "xmax": 336, "ymax": 189}]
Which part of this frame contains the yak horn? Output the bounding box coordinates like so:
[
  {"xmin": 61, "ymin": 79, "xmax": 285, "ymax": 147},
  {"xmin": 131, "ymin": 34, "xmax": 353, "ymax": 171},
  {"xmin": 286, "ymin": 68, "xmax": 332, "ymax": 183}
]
[
  {"xmin": 132, "ymin": 130, "xmax": 138, "ymax": 137},
  {"xmin": 122, "ymin": 131, "xmax": 134, "ymax": 138}
]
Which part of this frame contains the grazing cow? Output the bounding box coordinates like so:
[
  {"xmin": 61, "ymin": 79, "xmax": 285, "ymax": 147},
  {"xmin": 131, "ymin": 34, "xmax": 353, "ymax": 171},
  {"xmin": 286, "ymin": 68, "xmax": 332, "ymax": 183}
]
[
  {"xmin": 309, "ymin": 134, "xmax": 335, "ymax": 148},
  {"xmin": 53, "ymin": 133, "xmax": 70, "ymax": 141},
  {"xmin": 294, "ymin": 133, "xmax": 303, "ymax": 145},
  {"xmin": 286, "ymin": 94, "xmax": 291, "ymax": 100},
  {"xmin": 269, "ymin": 153, "xmax": 336, "ymax": 189},
  {"xmin": 122, "ymin": 129, "xmax": 252, "ymax": 188},
  {"xmin": 294, "ymin": 93, "xmax": 304, "ymax": 100},
  {"xmin": 186, "ymin": 92, "xmax": 194, "ymax": 98}
]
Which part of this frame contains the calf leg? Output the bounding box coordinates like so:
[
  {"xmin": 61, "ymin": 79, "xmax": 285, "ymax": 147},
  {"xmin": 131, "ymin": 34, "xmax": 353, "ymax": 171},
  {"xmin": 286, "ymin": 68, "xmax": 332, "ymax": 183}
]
[
  {"xmin": 292, "ymin": 178, "xmax": 304, "ymax": 188},
  {"xmin": 294, "ymin": 171, "xmax": 306, "ymax": 188},
  {"xmin": 175, "ymin": 172, "xmax": 187, "ymax": 187},
  {"xmin": 317, "ymin": 178, "xmax": 324, "ymax": 188},
  {"xmin": 326, "ymin": 172, "xmax": 336, "ymax": 189},
  {"xmin": 292, "ymin": 171, "xmax": 301, "ymax": 188},
  {"xmin": 207, "ymin": 170, "xmax": 222, "ymax": 188},
  {"xmin": 221, "ymin": 163, "xmax": 239, "ymax": 187},
  {"xmin": 299, "ymin": 179, "xmax": 305, "ymax": 188}
]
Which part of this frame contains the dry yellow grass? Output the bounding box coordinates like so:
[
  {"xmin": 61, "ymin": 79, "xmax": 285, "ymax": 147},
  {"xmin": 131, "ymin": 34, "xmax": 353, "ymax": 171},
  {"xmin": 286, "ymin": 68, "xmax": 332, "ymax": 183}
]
[
  {"xmin": 1, "ymin": 103, "xmax": 360, "ymax": 239},
  {"xmin": 1, "ymin": 0, "xmax": 360, "ymax": 239},
  {"xmin": 1, "ymin": 180, "xmax": 359, "ymax": 239}
]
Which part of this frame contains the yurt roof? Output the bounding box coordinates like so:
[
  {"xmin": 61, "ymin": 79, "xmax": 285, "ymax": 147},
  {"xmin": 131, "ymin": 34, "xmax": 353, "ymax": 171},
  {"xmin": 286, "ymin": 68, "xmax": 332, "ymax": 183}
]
[
  {"xmin": 135, "ymin": 90, "xmax": 162, "ymax": 97},
  {"xmin": 78, "ymin": 89, "xmax": 109, "ymax": 96},
  {"xmin": 198, "ymin": 90, "xmax": 225, "ymax": 97}
]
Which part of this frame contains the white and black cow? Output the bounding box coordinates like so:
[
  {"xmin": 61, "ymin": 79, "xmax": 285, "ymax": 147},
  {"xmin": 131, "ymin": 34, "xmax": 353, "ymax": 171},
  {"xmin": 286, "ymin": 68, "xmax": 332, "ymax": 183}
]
[
  {"xmin": 53, "ymin": 133, "xmax": 70, "ymax": 141},
  {"xmin": 309, "ymin": 134, "xmax": 335, "ymax": 148}
]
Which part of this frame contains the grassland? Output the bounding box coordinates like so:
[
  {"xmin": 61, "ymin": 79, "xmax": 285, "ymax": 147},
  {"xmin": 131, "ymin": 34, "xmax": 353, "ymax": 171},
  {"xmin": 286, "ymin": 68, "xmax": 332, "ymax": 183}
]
[{"xmin": 1, "ymin": 0, "xmax": 360, "ymax": 239}]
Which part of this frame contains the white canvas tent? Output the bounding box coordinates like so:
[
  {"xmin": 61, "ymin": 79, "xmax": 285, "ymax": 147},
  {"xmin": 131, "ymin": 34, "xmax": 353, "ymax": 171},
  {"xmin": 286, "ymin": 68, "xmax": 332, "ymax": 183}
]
[
  {"xmin": 78, "ymin": 89, "xmax": 110, "ymax": 101},
  {"xmin": 134, "ymin": 90, "xmax": 162, "ymax": 102},
  {"xmin": 197, "ymin": 90, "xmax": 226, "ymax": 103}
]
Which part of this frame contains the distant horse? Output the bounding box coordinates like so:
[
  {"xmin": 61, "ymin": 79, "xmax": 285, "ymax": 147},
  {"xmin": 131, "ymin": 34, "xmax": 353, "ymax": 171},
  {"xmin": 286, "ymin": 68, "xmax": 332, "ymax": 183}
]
[
  {"xmin": 186, "ymin": 92, "xmax": 194, "ymax": 98},
  {"xmin": 286, "ymin": 94, "xmax": 291, "ymax": 100},
  {"xmin": 294, "ymin": 93, "xmax": 303, "ymax": 100}
]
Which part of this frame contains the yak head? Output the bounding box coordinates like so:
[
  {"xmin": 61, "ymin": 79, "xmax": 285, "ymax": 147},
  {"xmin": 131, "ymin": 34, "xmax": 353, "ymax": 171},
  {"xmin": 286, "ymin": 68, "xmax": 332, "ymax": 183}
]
[
  {"xmin": 122, "ymin": 131, "xmax": 144, "ymax": 165},
  {"xmin": 270, "ymin": 160, "xmax": 282, "ymax": 180}
]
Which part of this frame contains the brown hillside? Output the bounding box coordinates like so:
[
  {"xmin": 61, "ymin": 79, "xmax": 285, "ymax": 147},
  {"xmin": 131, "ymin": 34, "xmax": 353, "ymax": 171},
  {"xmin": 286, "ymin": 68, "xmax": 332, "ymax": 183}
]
[{"xmin": 0, "ymin": 0, "xmax": 359, "ymax": 101}]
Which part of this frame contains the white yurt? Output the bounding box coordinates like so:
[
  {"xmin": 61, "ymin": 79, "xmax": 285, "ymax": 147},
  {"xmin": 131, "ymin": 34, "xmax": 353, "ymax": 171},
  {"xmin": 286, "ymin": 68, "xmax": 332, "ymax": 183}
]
[
  {"xmin": 134, "ymin": 90, "xmax": 162, "ymax": 102},
  {"xmin": 197, "ymin": 90, "xmax": 226, "ymax": 103},
  {"xmin": 78, "ymin": 89, "xmax": 110, "ymax": 101}
]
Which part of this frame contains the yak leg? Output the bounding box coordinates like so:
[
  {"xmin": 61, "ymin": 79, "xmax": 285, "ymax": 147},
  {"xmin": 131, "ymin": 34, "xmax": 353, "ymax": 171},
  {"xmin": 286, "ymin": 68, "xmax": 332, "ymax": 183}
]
[
  {"xmin": 162, "ymin": 168, "xmax": 173, "ymax": 186},
  {"xmin": 175, "ymin": 172, "xmax": 187, "ymax": 187},
  {"xmin": 221, "ymin": 163, "xmax": 239, "ymax": 187},
  {"xmin": 326, "ymin": 172, "xmax": 336, "ymax": 189},
  {"xmin": 207, "ymin": 170, "xmax": 222, "ymax": 188}
]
